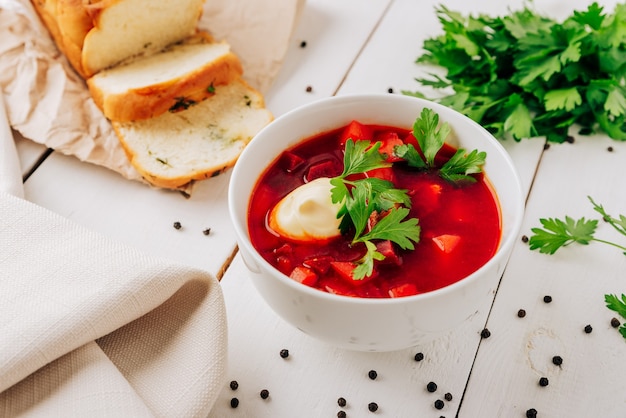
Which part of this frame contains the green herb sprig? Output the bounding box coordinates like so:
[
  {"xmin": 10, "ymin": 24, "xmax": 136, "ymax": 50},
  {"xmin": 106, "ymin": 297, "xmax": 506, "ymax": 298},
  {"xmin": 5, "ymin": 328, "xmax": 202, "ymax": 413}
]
[
  {"xmin": 329, "ymin": 108, "xmax": 486, "ymax": 279},
  {"xmin": 528, "ymin": 196, "xmax": 626, "ymax": 341},
  {"xmin": 330, "ymin": 141, "xmax": 420, "ymax": 279},
  {"xmin": 405, "ymin": 3, "xmax": 626, "ymax": 143}
]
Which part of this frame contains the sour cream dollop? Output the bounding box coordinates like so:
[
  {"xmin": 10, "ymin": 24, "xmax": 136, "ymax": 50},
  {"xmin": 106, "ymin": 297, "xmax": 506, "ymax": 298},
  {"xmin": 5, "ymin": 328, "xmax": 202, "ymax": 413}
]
[{"xmin": 268, "ymin": 177, "xmax": 343, "ymax": 241}]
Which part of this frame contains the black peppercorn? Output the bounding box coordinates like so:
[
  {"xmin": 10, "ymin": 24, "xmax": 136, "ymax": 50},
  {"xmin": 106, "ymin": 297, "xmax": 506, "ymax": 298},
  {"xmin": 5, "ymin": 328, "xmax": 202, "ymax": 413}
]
[
  {"xmin": 230, "ymin": 397, "xmax": 239, "ymax": 408},
  {"xmin": 480, "ymin": 328, "xmax": 491, "ymax": 339},
  {"xmin": 202, "ymin": 228, "xmax": 211, "ymax": 236},
  {"xmin": 368, "ymin": 370, "xmax": 378, "ymax": 380},
  {"xmin": 611, "ymin": 317, "xmax": 620, "ymax": 328},
  {"xmin": 337, "ymin": 397, "xmax": 347, "ymax": 407},
  {"xmin": 414, "ymin": 352, "xmax": 424, "ymax": 362},
  {"xmin": 539, "ymin": 377, "xmax": 549, "ymax": 387},
  {"xmin": 543, "ymin": 295, "xmax": 552, "ymax": 303},
  {"xmin": 544, "ymin": 143, "xmax": 550, "ymax": 150},
  {"xmin": 552, "ymin": 355, "xmax": 563, "ymax": 366},
  {"xmin": 387, "ymin": 87, "xmax": 394, "ymax": 94},
  {"xmin": 305, "ymin": 85, "xmax": 313, "ymax": 93},
  {"xmin": 260, "ymin": 389, "xmax": 269, "ymax": 399},
  {"xmin": 444, "ymin": 392, "xmax": 453, "ymax": 401},
  {"xmin": 608, "ymin": 146, "xmax": 614, "ymax": 152},
  {"xmin": 368, "ymin": 402, "xmax": 378, "ymax": 412},
  {"xmin": 229, "ymin": 380, "xmax": 238, "ymax": 390},
  {"xmin": 517, "ymin": 309, "xmax": 526, "ymax": 318},
  {"xmin": 521, "ymin": 235, "xmax": 529, "ymax": 243},
  {"xmin": 434, "ymin": 399, "xmax": 444, "ymax": 410},
  {"xmin": 526, "ymin": 408, "xmax": 537, "ymax": 418},
  {"xmin": 280, "ymin": 349, "xmax": 290, "ymax": 358},
  {"xmin": 173, "ymin": 221, "xmax": 182, "ymax": 230},
  {"xmin": 300, "ymin": 40, "xmax": 307, "ymax": 48},
  {"xmin": 584, "ymin": 324, "xmax": 593, "ymax": 334},
  {"xmin": 337, "ymin": 411, "xmax": 346, "ymax": 418},
  {"xmin": 426, "ymin": 381, "xmax": 437, "ymax": 392}
]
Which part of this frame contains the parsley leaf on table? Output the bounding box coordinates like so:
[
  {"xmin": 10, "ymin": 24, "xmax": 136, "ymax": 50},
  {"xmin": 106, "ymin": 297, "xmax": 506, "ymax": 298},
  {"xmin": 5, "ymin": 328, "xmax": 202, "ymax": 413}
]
[
  {"xmin": 405, "ymin": 3, "xmax": 626, "ymax": 143},
  {"xmin": 529, "ymin": 197, "xmax": 626, "ymax": 342},
  {"xmin": 528, "ymin": 216, "xmax": 598, "ymax": 255}
]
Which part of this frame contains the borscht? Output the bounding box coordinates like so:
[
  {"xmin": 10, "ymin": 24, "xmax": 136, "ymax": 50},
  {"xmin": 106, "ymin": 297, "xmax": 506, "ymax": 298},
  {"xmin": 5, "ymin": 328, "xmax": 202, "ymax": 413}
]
[{"xmin": 247, "ymin": 108, "xmax": 501, "ymax": 298}]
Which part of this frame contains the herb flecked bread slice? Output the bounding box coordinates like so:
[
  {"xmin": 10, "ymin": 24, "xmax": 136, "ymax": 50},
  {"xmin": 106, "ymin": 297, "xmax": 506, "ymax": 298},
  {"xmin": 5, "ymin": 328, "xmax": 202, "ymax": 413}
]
[
  {"xmin": 112, "ymin": 78, "xmax": 274, "ymax": 189},
  {"xmin": 87, "ymin": 31, "xmax": 243, "ymax": 122}
]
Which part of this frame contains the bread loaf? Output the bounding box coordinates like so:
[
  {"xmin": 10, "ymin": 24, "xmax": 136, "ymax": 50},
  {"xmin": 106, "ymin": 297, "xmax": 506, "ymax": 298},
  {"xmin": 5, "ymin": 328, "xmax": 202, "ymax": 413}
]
[
  {"xmin": 112, "ymin": 78, "xmax": 273, "ymax": 189},
  {"xmin": 87, "ymin": 32, "xmax": 243, "ymax": 122}
]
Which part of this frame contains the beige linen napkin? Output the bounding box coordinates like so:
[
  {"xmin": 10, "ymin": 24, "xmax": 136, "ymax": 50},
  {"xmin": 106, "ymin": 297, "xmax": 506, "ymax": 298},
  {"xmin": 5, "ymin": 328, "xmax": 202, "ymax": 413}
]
[{"xmin": 0, "ymin": 94, "xmax": 228, "ymax": 416}]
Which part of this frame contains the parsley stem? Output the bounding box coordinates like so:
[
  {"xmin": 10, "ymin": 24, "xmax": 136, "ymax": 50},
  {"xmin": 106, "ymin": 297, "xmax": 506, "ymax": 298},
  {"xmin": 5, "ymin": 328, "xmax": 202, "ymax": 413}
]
[{"xmin": 591, "ymin": 238, "xmax": 626, "ymax": 253}]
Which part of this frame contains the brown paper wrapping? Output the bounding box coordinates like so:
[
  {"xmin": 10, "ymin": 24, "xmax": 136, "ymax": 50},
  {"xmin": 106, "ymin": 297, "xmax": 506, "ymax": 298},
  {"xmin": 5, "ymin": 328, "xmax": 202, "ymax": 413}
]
[{"xmin": 0, "ymin": 0, "xmax": 303, "ymax": 184}]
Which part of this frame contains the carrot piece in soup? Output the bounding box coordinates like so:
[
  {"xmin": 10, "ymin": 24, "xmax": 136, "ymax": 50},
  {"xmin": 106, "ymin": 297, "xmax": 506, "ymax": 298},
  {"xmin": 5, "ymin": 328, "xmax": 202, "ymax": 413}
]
[
  {"xmin": 331, "ymin": 261, "xmax": 377, "ymax": 286},
  {"xmin": 339, "ymin": 120, "xmax": 373, "ymax": 146},
  {"xmin": 432, "ymin": 234, "xmax": 461, "ymax": 254},
  {"xmin": 388, "ymin": 283, "xmax": 419, "ymax": 298},
  {"xmin": 290, "ymin": 266, "xmax": 319, "ymax": 287},
  {"xmin": 375, "ymin": 131, "xmax": 404, "ymax": 162}
]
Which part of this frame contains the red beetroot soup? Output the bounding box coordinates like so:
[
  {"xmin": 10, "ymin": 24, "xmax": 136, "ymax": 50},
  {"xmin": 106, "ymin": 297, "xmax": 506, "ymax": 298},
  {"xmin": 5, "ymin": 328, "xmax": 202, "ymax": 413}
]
[{"xmin": 247, "ymin": 120, "xmax": 502, "ymax": 298}]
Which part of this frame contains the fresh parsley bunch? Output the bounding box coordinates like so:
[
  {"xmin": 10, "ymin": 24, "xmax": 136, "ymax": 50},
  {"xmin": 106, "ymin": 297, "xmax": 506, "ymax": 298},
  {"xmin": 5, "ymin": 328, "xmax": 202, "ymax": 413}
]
[{"xmin": 405, "ymin": 3, "xmax": 626, "ymax": 142}]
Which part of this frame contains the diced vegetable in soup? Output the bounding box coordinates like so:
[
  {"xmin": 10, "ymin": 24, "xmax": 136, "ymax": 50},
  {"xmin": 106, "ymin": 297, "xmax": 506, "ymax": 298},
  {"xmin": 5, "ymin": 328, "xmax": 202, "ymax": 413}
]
[{"xmin": 248, "ymin": 109, "xmax": 501, "ymax": 298}]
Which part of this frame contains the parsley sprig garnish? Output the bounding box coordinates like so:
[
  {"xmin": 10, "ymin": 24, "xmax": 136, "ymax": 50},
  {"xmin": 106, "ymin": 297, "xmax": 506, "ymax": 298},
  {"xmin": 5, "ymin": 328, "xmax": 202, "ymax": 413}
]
[
  {"xmin": 405, "ymin": 3, "xmax": 626, "ymax": 143},
  {"xmin": 394, "ymin": 108, "xmax": 486, "ymax": 182},
  {"xmin": 330, "ymin": 141, "xmax": 420, "ymax": 279},
  {"xmin": 329, "ymin": 108, "xmax": 486, "ymax": 279},
  {"xmin": 528, "ymin": 196, "xmax": 626, "ymax": 341}
]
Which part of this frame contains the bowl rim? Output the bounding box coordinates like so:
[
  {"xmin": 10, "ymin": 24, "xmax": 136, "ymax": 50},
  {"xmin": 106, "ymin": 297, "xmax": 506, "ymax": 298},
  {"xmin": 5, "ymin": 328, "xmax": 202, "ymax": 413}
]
[{"xmin": 229, "ymin": 93, "xmax": 525, "ymax": 306}]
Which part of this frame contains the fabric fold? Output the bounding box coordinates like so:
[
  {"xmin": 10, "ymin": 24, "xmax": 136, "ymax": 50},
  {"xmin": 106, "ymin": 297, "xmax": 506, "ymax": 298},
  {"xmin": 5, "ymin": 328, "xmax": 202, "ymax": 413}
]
[{"xmin": 0, "ymin": 192, "xmax": 228, "ymax": 417}]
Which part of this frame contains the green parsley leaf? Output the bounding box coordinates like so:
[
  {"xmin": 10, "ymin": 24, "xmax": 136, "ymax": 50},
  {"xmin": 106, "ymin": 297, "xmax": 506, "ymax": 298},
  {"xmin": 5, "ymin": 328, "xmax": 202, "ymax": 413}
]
[
  {"xmin": 413, "ymin": 108, "xmax": 450, "ymax": 166},
  {"xmin": 353, "ymin": 241, "xmax": 386, "ymax": 280},
  {"xmin": 339, "ymin": 140, "xmax": 390, "ymax": 178},
  {"xmin": 356, "ymin": 207, "xmax": 421, "ymax": 251},
  {"xmin": 440, "ymin": 149, "xmax": 486, "ymax": 183},
  {"xmin": 528, "ymin": 216, "xmax": 598, "ymax": 254}
]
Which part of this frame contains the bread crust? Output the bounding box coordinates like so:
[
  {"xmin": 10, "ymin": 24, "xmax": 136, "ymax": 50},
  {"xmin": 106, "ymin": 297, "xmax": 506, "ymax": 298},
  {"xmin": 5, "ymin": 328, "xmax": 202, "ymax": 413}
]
[{"xmin": 87, "ymin": 33, "xmax": 244, "ymax": 122}]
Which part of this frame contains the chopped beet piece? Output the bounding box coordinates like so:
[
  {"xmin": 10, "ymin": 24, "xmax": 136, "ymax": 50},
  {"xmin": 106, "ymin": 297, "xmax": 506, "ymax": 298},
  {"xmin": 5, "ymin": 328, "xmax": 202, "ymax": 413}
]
[
  {"xmin": 275, "ymin": 256, "xmax": 292, "ymax": 275},
  {"xmin": 376, "ymin": 240, "xmax": 402, "ymax": 265},
  {"xmin": 280, "ymin": 151, "xmax": 305, "ymax": 172},
  {"xmin": 303, "ymin": 255, "xmax": 334, "ymax": 274},
  {"xmin": 306, "ymin": 159, "xmax": 342, "ymax": 181},
  {"xmin": 289, "ymin": 266, "xmax": 319, "ymax": 287},
  {"xmin": 432, "ymin": 234, "xmax": 461, "ymax": 254},
  {"xmin": 388, "ymin": 283, "xmax": 418, "ymax": 298},
  {"xmin": 339, "ymin": 120, "xmax": 374, "ymax": 147}
]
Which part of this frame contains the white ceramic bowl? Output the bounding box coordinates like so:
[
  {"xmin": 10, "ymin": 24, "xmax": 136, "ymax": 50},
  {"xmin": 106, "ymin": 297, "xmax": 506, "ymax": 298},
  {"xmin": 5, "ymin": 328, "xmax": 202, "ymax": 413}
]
[{"xmin": 229, "ymin": 94, "xmax": 524, "ymax": 352}]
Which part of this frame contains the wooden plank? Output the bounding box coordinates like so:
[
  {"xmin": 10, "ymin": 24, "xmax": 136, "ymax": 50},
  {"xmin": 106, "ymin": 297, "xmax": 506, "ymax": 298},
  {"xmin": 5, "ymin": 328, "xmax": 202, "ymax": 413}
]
[{"xmin": 461, "ymin": 135, "xmax": 626, "ymax": 416}]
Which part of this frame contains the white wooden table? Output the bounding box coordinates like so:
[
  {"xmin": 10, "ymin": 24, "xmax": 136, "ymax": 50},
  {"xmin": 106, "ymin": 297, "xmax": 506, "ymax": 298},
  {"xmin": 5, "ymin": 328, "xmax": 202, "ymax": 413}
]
[{"xmin": 14, "ymin": 0, "xmax": 626, "ymax": 416}]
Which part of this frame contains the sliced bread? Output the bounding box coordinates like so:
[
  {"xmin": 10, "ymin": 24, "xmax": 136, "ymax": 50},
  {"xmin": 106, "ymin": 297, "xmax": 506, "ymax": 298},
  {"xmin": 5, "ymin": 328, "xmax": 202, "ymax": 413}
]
[
  {"xmin": 87, "ymin": 32, "xmax": 243, "ymax": 122},
  {"xmin": 112, "ymin": 78, "xmax": 274, "ymax": 189},
  {"xmin": 80, "ymin": 0, "xmax": 205, "ymax": 76}
]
